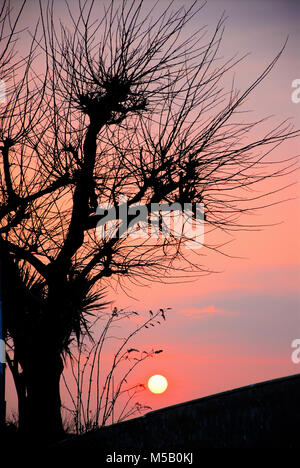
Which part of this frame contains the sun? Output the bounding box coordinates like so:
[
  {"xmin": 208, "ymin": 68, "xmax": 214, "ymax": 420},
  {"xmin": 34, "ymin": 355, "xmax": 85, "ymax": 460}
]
[{"xmin": 147, "ymin": 374, "xmax": 168, "ymax": 394}]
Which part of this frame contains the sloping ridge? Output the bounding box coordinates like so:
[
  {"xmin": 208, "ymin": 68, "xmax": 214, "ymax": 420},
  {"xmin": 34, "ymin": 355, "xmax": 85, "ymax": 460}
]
[{"xmin": 56, "ymin": 373, "xmax": 300, "ymax": 450}]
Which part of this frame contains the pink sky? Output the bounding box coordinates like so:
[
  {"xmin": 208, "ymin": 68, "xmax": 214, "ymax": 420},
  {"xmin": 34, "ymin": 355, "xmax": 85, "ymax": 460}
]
[
  {"xmin": 97, "ymin": 0, "xmax": 300, "ymax": 415},
  {"xmin": 5, "ymin": 0, "xmax": 300, "ymax": 421}
]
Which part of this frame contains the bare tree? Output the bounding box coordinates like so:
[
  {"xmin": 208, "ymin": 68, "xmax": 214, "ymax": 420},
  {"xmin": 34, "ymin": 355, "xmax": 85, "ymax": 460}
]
[{"xmin": 1, "ymin": 0, "xmax": 298, "ymax": 442}]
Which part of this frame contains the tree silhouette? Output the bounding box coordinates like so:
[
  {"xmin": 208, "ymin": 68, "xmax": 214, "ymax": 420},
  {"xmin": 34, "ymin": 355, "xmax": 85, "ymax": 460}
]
[{"xmin": 0, "ymin": 0, "xmax": 298, "ymax": 442}]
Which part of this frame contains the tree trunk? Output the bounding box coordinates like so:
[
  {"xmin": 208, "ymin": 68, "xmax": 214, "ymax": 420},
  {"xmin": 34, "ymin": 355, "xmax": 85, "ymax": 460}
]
[{"xmin": 19, "ymin": 349, "xmax": 65, "ymax": 443}]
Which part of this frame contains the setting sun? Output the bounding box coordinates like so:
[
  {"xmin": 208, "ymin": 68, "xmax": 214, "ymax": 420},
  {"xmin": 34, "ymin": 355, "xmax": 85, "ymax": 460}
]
[{"xmin": 148, "ymin": 375, "xmax": 168, "ymax": 394}]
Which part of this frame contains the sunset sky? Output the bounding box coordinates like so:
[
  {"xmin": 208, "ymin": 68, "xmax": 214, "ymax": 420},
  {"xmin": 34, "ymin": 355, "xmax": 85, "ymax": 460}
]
[{"xmin": 5, "ymin": 0, "xmax": 300, "ymax": 420}]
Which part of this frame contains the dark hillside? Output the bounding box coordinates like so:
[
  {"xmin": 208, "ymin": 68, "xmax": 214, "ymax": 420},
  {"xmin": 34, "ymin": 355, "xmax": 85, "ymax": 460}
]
[{"xmin": 54, "ymin": 373, "xmax": 300, "ymax": 454}]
